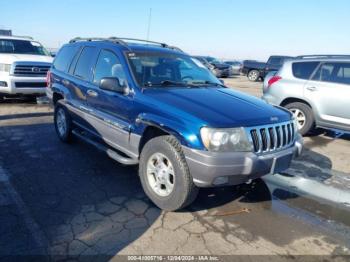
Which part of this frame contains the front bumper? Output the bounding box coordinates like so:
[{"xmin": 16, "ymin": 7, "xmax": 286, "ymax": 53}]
[
  {"xmin": 0, "ymin": 74, "xmax": 47, "ymax": 95},
  {"xmin": 183, "ymin": 135, "xmax": 303, "ymax": 187}
]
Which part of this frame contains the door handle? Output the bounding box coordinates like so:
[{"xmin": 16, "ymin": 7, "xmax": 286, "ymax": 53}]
[
  {"xmin": 306, "ymin": 86, "xmax": 317, "ymax": 92},
  {"xmin": 87, "ymin": 89, "xmax": 98, "ymax": 97}
]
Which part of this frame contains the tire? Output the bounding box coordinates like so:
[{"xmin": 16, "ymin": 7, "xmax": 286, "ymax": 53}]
[
  {"xmin": 139, "ymin": 135, "xmax": 199, "ymax": 211},
  {"xmin": 285, "ymin": 102, "xmax": 315, "ymax": 136},
  {"xmin": 54, "ymin": 104, "xmax": 73, "ymax": 143},
  {"xmin": 247, "ymin": 70, "xmax": 260, "ymax": 82}
]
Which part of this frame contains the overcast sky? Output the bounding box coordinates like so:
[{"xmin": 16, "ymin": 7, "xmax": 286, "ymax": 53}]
[{"xmin": 1, "ymin": 0, "xmax": 350, "ymax": 61}]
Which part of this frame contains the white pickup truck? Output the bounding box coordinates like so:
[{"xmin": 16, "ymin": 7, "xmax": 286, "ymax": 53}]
[{"xmin": 0, "ymin": 36, "xmax": 53, "ymax": 100}]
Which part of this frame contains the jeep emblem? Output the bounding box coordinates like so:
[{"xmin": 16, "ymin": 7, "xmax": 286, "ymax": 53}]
[{"xmin": 270, "ymin": 116, "xmax": 279, "ymax": 122}]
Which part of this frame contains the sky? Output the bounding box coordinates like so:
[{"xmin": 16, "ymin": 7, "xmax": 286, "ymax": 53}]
[{"xmin": 1, "ymin": 0, "xmax": 350, "ymax": 61}]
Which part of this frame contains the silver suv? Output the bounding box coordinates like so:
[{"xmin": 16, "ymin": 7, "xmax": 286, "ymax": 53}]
[{"xmin": 262, "ymin": 55, "xmax": 350, "ymax": 135}]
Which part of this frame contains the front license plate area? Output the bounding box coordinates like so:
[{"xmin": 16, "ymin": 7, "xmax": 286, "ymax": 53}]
[{"xmin": 269, "ymin": 154, "xmax": 293, "ymax": 175}]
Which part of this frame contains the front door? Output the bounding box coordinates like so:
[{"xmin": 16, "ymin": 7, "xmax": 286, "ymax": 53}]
[{"xmin": 85, "ymin": 48, "xmax": 134, "ymax": 155}]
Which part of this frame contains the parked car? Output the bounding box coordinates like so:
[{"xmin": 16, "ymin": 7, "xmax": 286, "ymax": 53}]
[
  {"xmin": 47, "ymin": 37, "xmax": 303, "ymax": 211},
  {"xmin": 224, "ymin": 60, "xmax": 242, "ymax": 75},
  {"xmin": 262, "ymin": 55, "xmax": 350, "ymax": 135},
  {"xmin": 242, "ymin": 56, "xmax": 293, "ymax": 82},
  {"xmin": 193, "ymin": 56, "xmax": 216, "ymax": 74},
  {"xmin": 0, "ymin": 35, "xmax": 53, "ymax": 100},
  {"xmin": 197, "ymin": 56, "xmax": 232, "ymax": 78}
]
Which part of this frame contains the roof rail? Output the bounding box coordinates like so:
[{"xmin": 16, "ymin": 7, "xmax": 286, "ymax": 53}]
[
  {"xmin": 69, "ymin": 37, "xmax": 127, "ymax": 45},
  {"xmin": 297, "ymin": 54, "xmax": 350, "ymax": 59},
  {"xmin": 11, "ymin": 35, "xmax": 34, "ymax": 40},
  {"xmin": 68, "ymin": 36, "xmax": 183, "ymax": 52},
  {"xmin": 117, "ymin": 38, "xmax": 169, "ymax": 47}
]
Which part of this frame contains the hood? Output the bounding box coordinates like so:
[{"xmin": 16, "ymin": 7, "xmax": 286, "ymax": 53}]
[
  {"xmin": 0, "ymin": 54, "xmax": 53, "ymax": 64},
  {"xmin": 144, "ymin": 87, "xmax": 291, "ymax": 127}
]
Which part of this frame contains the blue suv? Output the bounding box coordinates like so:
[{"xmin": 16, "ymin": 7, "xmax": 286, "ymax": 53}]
[{"xmin": 47, "ymin": 37, "xmax": 303, "ymax": 211}]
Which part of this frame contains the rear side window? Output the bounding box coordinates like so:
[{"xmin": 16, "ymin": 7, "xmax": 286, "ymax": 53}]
[
  {"xmin": 53, "ymin": 45, "xmax": 78, "ymax": 72},
  {"xmin": 73, "ymin": 47, "xmax": 96, "ymax": 80},
  {"xmin": 292, "ymin": 62, "xmax": 319, "ymax": 80},
  {"xmin": 313, "ymin": 62, "xmax": 350, "ymax": 85}
]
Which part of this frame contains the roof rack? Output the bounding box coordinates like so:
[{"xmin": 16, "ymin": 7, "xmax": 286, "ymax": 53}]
[
  {"xmin": 68, "ymin": 36, "xmax": 183, "ymax": 52},
  {"xmin": 69, "ymin": 37, "xmax": 127, "ymax": 45},
  {"xmin": 7, "ymin": 35, "xmax": 34, "ymax": 40},
  {"xmin": 297, "ymin": 55, "xmax": 350, "ymax": 59}
]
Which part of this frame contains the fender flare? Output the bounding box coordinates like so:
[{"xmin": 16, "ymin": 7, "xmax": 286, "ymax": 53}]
[{"xmin": 135, "ymin": 113, "xmax": 201, "ymax": 149}]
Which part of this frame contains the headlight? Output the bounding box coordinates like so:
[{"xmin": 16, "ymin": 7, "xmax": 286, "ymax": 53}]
[
  {"xmin": 200, "ymin": 127, "xmax": 252, "ymax": 152},
  {"xmin": 0, "ymin": 63, "xmax": 11, "ymax": 73}
]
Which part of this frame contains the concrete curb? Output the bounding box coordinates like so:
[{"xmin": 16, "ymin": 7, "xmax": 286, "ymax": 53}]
[{"xmin": 264, "ymin": 173, "xmax": 350, "ymax": 208}]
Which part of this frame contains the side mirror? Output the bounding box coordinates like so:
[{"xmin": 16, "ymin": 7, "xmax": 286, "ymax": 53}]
[{"xmin": 99, "ymin": 77, "xmax": 127, "ymax": 94}]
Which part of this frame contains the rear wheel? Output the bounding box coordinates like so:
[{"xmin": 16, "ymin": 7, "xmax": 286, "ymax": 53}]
[
  {"xmin": 139, "ymin": 135, "xmax": 198, "ymax": 211},
  {"xmin": 54, "ymin": 104, "xmax": 73, "ymax": 143},
  {"xmin": 285, "ymin": 102, "xmax": 315, "ymax": 135},
  {"xmin": 248, "ymin": 70, "xmax": 260, "ymax": 82}
]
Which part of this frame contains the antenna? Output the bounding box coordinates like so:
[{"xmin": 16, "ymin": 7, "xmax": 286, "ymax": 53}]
[{"xmin": 146, "ymin": 8, "xmax": 152, "ymax": 40}]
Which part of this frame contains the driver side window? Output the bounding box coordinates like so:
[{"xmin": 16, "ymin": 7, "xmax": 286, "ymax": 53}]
[{"xmin": 93, "ymin": 49, "xmax": 127, "ymax": 87}]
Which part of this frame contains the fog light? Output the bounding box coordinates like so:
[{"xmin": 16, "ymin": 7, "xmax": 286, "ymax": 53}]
[
  {"xmin": 213, "ymin": 176, "xmax": 229, "ymax": 186},
  {"xmin": 0, "ymin": 81, "xmax": 7, "ymax": 87}
]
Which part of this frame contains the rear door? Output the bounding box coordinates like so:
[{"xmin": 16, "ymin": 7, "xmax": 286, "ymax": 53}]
[
  {"xmin": 304, "ymin": 62, "xmax": 350, "ymax": 129},
  {"xmin": 85, "ymin": 48, "xmax": 134, "ymax": 155},
  {"xmin": 69, "ymin": 46, "xmax": 98, "ymax": 127}
]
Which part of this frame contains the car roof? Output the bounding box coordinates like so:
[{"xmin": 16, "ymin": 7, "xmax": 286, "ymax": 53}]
[
  {"xmin": 65, "ymin": 39, "xmax": 186, "ymax": 56},
  {"xmin": 287, "ymin": 57, "xmax": 350, "ymax": 63}
]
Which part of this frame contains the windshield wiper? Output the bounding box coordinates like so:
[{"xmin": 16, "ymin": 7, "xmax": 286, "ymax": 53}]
[
  {"xmin": 144, "ymin": 80, "xmax": 198, "ymax": 88},
  {"xmin": 191, "ymin": 81, "xmax": 226, "ymax": 88}
]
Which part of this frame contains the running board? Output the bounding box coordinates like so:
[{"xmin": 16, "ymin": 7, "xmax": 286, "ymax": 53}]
[{"xmin": 72, "ymin": 129, "xmax": 139, "ymax": 165}]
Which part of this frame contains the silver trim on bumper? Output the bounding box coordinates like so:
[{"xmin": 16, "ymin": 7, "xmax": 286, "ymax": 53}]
[{"xmin": 183, "ymin": 134, "xmax": 303, "ymax": 187}]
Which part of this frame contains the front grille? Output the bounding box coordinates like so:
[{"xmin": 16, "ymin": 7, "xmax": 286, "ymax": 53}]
[
  {"xmin": 247, "ymin": 121, "xmax": 295, "ymax": 154},
  {"xmin": 15, "ymin": 82, "xmax": 47, "ymax": 88},
  {"xmin": 13, "ymin": 64, "xmax": 50, "ymax": 77}
]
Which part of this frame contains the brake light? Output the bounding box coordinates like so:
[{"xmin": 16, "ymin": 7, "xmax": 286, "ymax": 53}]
[
  {"xmin": 46, "ymin": 70, "xmax": 51, "ymax": 88},
  {"xmin": 268, "ymin": 76, "xmax": 282, "ymax": 87}
]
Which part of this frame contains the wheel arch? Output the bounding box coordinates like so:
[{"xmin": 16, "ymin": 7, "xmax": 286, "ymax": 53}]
[
  {"xmin": 136, "ymin": 114, "xmax": 200, "ymax": 154},
  {"xmin": 280, "ymin": 97, "xmax": 313, "ymax": 109},
  {"xmin": 53, "ymin": 92, "xmax": 64, "ymax": 105}
]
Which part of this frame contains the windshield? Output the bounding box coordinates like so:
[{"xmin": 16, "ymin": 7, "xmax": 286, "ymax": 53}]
[
  {"xmin": 127, "ymin": 52, "xmax": 221, "ymax": 87},
  {"xmin": 0, "ymin": 39, "xmax": 50, "ymax": 56},
  {"xmin": 205, "ymin": 57, "xmax": 221, "ymax": 64}
]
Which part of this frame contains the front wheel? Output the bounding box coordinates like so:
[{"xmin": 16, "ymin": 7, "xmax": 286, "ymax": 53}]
[
  {"xmin": 247, "ymin": 70, "xmax": 260, "ymax": 82},
  {"xmin": 54, "ymin": 104, "xmax": 73, "ymax": 143},
  {"xmin": 139, "ymin": 136, "xmax": 198, "ymax": 211},
  {"xmin": 285, "ymin": 102, "xmax": 315, "ymax": 136}
]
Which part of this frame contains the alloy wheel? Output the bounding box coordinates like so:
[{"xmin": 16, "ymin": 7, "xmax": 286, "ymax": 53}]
[
  {"xmin": 146, "ymin": 152, "xmax": 175, "ymax": 197},
  {"xmin": 290, "ymin": 108, "xmax": 306, "ymax": 130}
]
